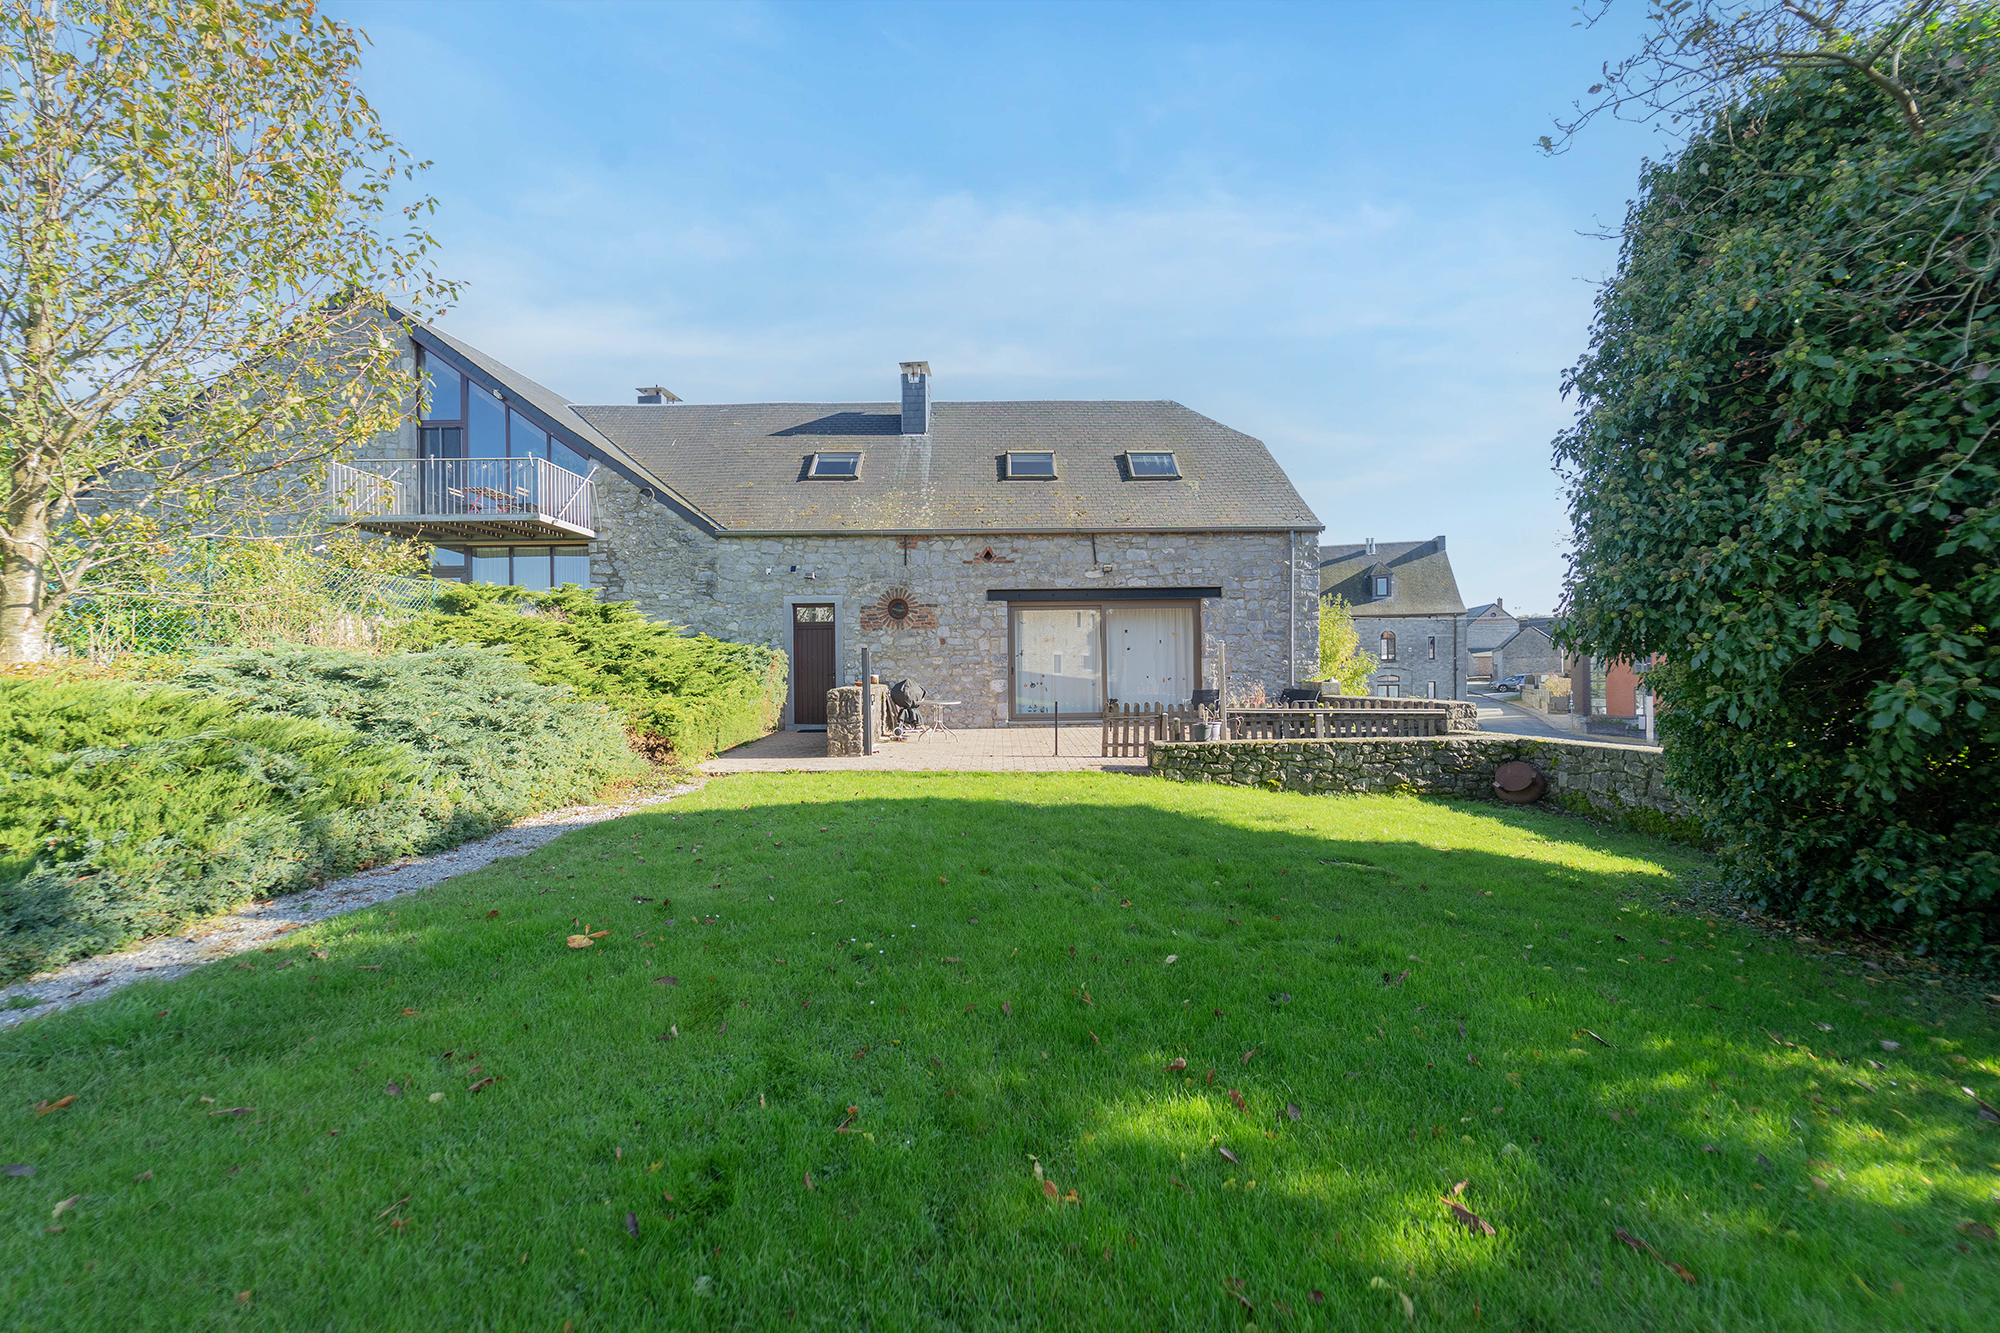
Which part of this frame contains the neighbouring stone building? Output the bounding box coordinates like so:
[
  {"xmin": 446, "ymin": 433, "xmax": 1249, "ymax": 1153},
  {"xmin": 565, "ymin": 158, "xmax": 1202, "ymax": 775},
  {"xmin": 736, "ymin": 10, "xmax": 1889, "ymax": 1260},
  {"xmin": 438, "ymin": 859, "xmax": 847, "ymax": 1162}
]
[
  {"xmin": 1319, "ymin": 536, "xmax": 1467, "ymax": 700},
  {"xmin": 330, "ymin": 315, "xmax": 1324, "ymax": 729},
  {"xmin": 1461, "ymin": 599, "xmax": 1517, "ymax": 680},
  {"xmin": 1491, "ymin": 618, "xmax": 1563, "ymax": 681}
]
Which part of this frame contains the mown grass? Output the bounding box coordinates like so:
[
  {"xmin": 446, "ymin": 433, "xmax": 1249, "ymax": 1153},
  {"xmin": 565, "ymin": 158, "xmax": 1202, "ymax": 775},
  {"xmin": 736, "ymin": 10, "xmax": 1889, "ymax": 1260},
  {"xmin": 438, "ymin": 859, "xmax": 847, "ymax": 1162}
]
[{"xmin": 2, "ymin": 772, "xmax": 1997, "ymax": 1331}]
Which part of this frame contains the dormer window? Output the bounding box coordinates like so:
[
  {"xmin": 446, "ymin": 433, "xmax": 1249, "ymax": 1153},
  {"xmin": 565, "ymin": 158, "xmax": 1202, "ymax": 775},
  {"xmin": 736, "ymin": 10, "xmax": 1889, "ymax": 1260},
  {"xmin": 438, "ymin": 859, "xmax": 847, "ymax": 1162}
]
[
  {"xmin": 1372, "ymin": 575, "xmax": 1391, "ymax": 598},
  {"xmin": 1005, "ymin": 451, "xmax": 1056, "ymax": 479},
  {"xmin": 1127, "ymin": 451, "xmax": 1179, "ymax": 478},
  {"xmin": 807, "ymin": 451, "xmax": 861, "ymax": 479}
]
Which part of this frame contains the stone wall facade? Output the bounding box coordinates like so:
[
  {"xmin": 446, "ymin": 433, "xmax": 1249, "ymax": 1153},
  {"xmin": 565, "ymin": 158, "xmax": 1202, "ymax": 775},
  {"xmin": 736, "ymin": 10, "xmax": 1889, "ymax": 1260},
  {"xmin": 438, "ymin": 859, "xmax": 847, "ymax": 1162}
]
[
  {"xmin": 825, "ymin": 685, "xmax": 864, "ymax": 757},
  {"xmin": 590, "ymin": 468, "xmax": 1323, "ymax": 729},
  {"xmin": 1151, "ymin": 735, "xmax": 1699, "ymax": 839},
  {"xmin": 1353, "ymin": 613, "xmax": 1466, "ymax": 700}
]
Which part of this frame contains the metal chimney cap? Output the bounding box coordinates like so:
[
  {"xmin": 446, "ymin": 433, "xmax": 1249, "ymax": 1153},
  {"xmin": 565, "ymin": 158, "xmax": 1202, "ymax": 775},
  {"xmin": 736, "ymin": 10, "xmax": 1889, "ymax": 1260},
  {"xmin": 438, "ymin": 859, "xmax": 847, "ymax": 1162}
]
[
  {"xmin": 636, "ymin": 386, "xmax": 682, "ymax": 404},
  {"xmin": 899, "ymin": 361, "xmax": 931, "ymax": 378}
]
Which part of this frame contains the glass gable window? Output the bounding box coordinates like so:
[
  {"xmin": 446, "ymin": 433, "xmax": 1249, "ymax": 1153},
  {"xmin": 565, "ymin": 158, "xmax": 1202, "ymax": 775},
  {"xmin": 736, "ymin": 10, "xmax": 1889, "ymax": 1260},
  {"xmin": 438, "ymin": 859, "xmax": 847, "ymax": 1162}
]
[
  {"xmin": 1006, "ymin": 451, "xmax": 1056, "ymax": 478},
  {"xmin": 807, "ymin": 452, "xmax": 861, "ymax": 478},
  {"xmin": 421, "ymin": 358, "xmax": 463, "ymax": 422},
  {"xmin": 1011, "ymin": 602, "xmax": 1197, "ymax": 716},
  {"xmin": 509, "ymin": 410, "xmax": 547, "ymax": 460},
  {"xmin": 1127, "ymin": 451, "xmax": 1178, "ymax": 478},
  {"xmin": 549, "ymin": 437, "xmax": 590, "ymax": 478},
  {"xmin": 467, "ymin": 387, "xmax": 507, "ymax": 458}
]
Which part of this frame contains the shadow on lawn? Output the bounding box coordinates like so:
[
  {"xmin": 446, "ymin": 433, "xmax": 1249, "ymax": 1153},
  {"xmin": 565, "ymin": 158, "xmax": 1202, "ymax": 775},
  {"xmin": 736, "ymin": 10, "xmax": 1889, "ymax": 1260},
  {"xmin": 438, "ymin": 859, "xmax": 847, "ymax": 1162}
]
[
  {"xmin": 4, "ymin": 781, "xmax": 1994, "ymax": 1329},
  {"xmin": 577, "ymin": 781, "xmax": 2000, "ymax": 1325}
]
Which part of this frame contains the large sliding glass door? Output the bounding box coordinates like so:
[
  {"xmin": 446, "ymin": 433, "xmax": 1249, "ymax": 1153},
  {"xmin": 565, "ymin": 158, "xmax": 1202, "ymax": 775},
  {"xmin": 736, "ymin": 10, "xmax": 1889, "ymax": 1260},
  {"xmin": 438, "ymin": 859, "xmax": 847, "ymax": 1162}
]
[
  {"xmin": 1013, "ymin": 608, "xmax": 1101, "ymax": 715},
  {"xmin": 1009, "ymin": 600, "xmax": 1199, "ymax": 719}
]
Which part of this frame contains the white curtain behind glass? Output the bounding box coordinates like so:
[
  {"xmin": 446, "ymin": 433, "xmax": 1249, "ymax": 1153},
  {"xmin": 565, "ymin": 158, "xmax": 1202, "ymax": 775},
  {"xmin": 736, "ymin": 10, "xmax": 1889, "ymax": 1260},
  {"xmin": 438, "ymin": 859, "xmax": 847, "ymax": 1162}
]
[
  {"xmin": 1107, "ymin": 606, "xmax": 1194, "ymax": 707},
  {"xmin": 1013, "ymin": 608, "xmax": 1101, "ymax": 714}
]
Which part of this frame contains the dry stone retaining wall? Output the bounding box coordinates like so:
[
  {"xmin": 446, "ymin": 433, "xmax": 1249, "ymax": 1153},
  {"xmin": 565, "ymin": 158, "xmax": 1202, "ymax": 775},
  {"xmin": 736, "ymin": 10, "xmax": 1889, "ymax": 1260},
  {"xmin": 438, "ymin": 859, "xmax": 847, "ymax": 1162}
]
[{"xmin": 1151, "ymin": 736, "xmax": 1701, "ymax": 842}]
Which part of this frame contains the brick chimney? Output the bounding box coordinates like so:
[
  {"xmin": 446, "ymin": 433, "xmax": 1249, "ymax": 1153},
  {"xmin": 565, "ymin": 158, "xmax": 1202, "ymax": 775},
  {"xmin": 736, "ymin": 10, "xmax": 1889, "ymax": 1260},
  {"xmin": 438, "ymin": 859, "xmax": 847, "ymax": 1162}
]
[{"xmin": 899, "ymin": 361, "xmax": 931, "ymax": 435}]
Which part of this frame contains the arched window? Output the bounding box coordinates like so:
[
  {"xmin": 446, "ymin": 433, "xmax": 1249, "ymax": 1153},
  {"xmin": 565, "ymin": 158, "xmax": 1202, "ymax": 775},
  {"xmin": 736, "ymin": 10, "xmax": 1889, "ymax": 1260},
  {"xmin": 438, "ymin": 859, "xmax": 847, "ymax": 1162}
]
[{"xmin": 1378, "ymin": 631, "xmax": 1396, "ymax": 661}]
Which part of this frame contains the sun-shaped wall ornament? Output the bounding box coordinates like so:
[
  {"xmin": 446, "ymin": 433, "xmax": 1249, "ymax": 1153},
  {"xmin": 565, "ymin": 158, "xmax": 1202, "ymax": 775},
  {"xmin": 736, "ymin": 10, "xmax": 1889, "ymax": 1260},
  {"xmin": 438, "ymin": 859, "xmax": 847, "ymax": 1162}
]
[{"xmin": 860, "ymin": 588, "xmax": 936, "ymax": 632}]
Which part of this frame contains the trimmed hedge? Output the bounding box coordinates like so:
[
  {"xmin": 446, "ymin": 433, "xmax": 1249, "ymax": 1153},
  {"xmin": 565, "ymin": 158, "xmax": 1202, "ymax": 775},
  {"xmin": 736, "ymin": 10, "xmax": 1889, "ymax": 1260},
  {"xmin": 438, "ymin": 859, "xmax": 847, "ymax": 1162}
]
[
  {"xmin": 389, "ymin": 585, "xmax": 786, "ymax": 761},
  {"xmin": 0, "ymin": 646, "xmax": 642, "ymax": 982}
]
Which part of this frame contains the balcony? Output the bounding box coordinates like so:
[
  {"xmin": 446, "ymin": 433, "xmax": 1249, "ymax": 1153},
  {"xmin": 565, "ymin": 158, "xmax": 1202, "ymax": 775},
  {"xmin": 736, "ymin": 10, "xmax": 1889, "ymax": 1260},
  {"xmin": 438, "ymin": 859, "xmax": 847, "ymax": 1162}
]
[{"xmin": 328, "ymin": 457, "xmax": 596, "ymax": 543}]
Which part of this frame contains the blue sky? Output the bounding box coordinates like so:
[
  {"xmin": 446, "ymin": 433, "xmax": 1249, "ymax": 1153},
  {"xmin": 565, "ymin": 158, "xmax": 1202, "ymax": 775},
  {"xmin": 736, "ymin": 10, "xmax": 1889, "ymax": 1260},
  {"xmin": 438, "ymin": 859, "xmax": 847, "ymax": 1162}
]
[{"xmin": 332, "ymin": 0, "xmax": 1660, "ymax": 613}]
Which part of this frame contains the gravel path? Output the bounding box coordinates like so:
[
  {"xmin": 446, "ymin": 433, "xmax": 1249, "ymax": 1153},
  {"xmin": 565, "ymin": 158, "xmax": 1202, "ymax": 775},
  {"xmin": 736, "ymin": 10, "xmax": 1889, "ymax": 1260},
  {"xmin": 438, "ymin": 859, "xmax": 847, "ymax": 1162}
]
[{"xmin": 0, "ymin": 779, "xmax": 704, "ymax": 1030}]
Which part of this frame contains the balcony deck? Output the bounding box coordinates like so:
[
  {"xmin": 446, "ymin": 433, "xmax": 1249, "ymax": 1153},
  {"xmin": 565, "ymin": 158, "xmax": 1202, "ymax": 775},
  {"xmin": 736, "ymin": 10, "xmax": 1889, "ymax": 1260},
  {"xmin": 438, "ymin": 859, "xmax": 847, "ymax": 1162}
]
[{"xmin": 328, "ymin": 458, "xmax": 596, "ymax": 543}]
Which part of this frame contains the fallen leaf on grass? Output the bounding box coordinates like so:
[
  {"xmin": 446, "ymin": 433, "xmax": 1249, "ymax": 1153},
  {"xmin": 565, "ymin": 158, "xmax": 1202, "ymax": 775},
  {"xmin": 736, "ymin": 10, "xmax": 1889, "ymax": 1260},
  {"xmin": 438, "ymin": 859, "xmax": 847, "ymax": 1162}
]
[
  {"xmin": 3, "ymin": 1164, "xmax": 34, "ymax": 1177},
  {"xmin": 1964, "ymin": 1088, "xmax": 2000, "ymax": 1122},
  {"xmin": 1164, "ymin": 955, "xmax": 1178, "ymax": 965},
  {"xmin": 1440, "ymin": 1196, "xmax": 1497, "ymax": 1236},
  {"xmin": 237, "ymin": 1291, "xmax": 251, "ymax": 1305},
  {"xmin": 1580, "ymin": 1029, "xmax": 1612, "ymax": 1048},
  {"xmin": 1002, "ymin": 1002, "xmax": 1012, "ymax": 1017},
  {"xmin": 589, "ymin": 930, "xmax": 610, "ymax": 940},
  {"xmin": 653, "ymin": 976, "xmax": 678, "ymax": 987},
  {"xmin": 1959, "ymin": 1221, "xmax": 1997, "ymax": 1241},
  {"xmin": 1229, "ymin": 1089, "xmax": 1248, "ymax": 1112},
  {"xmin": 625, "ymin": 1212, "xmax": 639, "ymax": 1238},
  {"xmin": 1383, "ymin": 969, "xmax": 1410, "ymax": 987},
  {"xmin": 803, "ymin": 1172, "xmax": 814, "ymax": 1191},
  {"xmin": 208, "ymin": 1107, "xmax": 254, "ymax": 1117},
  {"xmin": 375, "ymin": 1196, "xmax": 410, "ymax": 1220},
  {"xmin": 1614, "ymin": 1227, "xmax": 1697, "ymax": 1283},
  {"xmin": 1089, "ymin": 1031, "xmax": 1100, "ymax": 1046},
  {"xmin": 566, "ymin": 936, "xmax": 593, "ymax": 949},
  {"xmin": 384, "ymin": 1081, "xmax": 402, "ymax": 1097},
  {"xmin": 1218, "ymin": 1146, "xmax": 1241, "ymax": 1165},
  {"xmin": 32, "ymin": 1097, "xmax": 75, "ymax": 1117},
  {"xmin": 355, "ymin": 965, "xmax": 382, "ymax": 971},
  {"xmin": 132, "ymin": 1170, "xmax": 151, "ymax": 1182},
  {"xmin": 1042, "ymin": 1180, "xmax": 1058, "ymax": 1200},
  {"xmin": 50, "ymin": 1195, "xmax": 79, "ymax": 1219},
  {"xmin": 1285, "ymin": 1103, "xmax": 1302, "ymax": 1122},
  {"xmin": 1880, "ymin": 1040, "xmax": 1901, "ymax": 1051},
  {"xmin": 1165, "ymin": 1057, "xmax": 1187, "ymax": 1073},
  {"xmin": 1309, "ymin": 1290, "xmax": 1325, "ymax": 1305},
  {"xmin": 1241, "ymin": 1049, "xmax": 1256, "ymax": 1065},
  {"xmin": 1169, "ymin": 1176, "xmax": 1187, "ymax": 1190},
  {"xmin": 466, "ymin": 1077, "xmax": 496, "ymax": 1094}
]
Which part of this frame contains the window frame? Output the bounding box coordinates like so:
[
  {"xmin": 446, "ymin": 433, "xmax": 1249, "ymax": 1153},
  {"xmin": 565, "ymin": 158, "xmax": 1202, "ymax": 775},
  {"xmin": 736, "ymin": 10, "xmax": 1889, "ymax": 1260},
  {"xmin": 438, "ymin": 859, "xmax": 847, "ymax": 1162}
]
[
  {"xmin": 1004, "ymin": 451, "xmax": 1058, "ymax": 480},
  {"xmin": 1372, "ymin": 575, "xmax": 1391, "ymax": 599},
  {"xmin": 417, "ymin": 346, "xmax": 594, "ymax": 478},
  {"xmin": 1004, "ymin": 596, "xmax": 1203, "ymax": 721},
  {"xmin": 1378, "ymin": 631, "xmax": 1397, "ymax": 661},
  {"xmin": 1427, "ymin": 635, "xmax": 1436, "ymax": 660},
  {"xmin": 1126, "ymin": 451, "xmax": 1180, "ymax": 479},
  {"xmin": 806, "ymin": 451, "xmax": 863, "ymax": 480},
  {"xmin": 431, "ymin": 543, "xmax": 593, "ymax": 589}
]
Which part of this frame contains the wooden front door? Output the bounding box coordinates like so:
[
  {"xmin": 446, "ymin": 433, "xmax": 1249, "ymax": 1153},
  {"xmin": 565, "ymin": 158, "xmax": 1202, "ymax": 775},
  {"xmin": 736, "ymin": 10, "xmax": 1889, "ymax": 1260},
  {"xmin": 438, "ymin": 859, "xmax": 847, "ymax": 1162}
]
[{"xmin": 791, "ymin": 604, "xmax": 836, "ymax": 726}]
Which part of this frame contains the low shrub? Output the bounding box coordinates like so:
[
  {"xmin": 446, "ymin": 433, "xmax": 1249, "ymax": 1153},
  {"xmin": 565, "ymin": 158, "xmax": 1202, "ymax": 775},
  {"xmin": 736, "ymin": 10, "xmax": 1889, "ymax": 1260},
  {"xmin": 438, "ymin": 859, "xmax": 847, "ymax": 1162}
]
[
  {"xmin": 0, "ymin": 680, "xmax": 429, "ymax": 981},
  {"xmin": 389, "ymin": 585, "xmax": 786, "ymax": 761},
  {"xmin": 1, "ymin": 647, "xmax": 642, "ymax": 982}
]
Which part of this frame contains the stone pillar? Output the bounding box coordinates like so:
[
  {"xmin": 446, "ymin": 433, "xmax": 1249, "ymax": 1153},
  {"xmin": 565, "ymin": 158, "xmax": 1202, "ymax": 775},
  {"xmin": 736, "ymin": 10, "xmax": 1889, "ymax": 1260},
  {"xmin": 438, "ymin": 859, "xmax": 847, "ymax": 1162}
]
[{"xmin": 827, "ymin": 685, "xmax": 864, "ymax": 757}]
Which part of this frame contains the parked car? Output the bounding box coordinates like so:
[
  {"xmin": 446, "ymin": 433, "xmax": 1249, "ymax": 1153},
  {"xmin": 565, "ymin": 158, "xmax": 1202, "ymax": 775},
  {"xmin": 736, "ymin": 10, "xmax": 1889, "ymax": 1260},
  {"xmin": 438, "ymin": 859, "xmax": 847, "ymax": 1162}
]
[{"xmin": 1491, "ymin": 674, "xmax": 1527, "ymax": 693}]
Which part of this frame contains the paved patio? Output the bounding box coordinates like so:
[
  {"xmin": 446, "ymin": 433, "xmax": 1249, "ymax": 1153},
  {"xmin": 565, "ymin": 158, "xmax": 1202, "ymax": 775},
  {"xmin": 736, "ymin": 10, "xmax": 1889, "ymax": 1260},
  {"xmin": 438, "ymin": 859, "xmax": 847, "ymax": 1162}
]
[{"xmin": 701, "ymin": 725, "xmax": 1144, "ymax": 774}]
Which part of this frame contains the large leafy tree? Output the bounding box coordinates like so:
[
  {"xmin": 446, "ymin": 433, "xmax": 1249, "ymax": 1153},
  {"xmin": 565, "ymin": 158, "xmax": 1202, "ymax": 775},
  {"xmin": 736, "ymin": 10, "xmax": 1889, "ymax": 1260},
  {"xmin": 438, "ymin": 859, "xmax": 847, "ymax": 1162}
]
[
  {"xmin": 0, "ymin": 0, "xmax": 452, "ymax": 663},
  {"xmin": 1316, "ymin": 594, "xmax": 1374, "ymax": 695},
  {"xmin": 1555, "ymin": 2, "xmax": 2000, "ymax": 954}
]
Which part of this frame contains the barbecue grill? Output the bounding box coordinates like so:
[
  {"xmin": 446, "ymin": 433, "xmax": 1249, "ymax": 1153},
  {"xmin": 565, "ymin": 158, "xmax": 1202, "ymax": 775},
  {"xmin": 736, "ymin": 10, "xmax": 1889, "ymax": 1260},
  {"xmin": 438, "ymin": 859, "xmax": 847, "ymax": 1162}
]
[{"xmin": 889, "ymin": 679, "xmax": 927, "ymax": 732}]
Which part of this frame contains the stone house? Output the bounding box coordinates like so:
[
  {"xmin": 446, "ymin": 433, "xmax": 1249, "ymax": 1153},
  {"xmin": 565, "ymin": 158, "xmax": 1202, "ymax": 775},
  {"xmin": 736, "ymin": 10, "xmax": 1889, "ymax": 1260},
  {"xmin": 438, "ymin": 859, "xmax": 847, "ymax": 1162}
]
[
  {"xmin": 329, "ymin": 317, "xmax": 1324, "ymax": 729},
  {"xmin": 1461, "ymin": 599, "xmax": 1518, "ymax": 679},
  {"xmin": 1318, "ymin": 536, "xmax": 1466, "ymax": 699},
  {"xmin": 1490, "ymin": 618, "xmax": 1563, "ymax": 681}
]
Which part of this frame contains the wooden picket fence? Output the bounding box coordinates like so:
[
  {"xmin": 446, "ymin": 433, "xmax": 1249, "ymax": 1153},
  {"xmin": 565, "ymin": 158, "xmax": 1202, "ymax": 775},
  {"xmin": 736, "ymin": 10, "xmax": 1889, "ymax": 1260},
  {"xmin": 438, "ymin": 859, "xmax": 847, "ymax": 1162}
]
[{"xmin": 1101, "ymin": 701, "xmax": 1202, "ymax": 758}]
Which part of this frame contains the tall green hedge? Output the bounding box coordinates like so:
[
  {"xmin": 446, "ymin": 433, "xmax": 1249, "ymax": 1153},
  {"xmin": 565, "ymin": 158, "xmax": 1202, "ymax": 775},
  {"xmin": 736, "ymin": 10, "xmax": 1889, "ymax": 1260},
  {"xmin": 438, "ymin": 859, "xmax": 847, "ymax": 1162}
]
[
  {"xmin": 1, "ymin": 646, "xmax": 641, "ymax": 982},
  {"xmin": 390, "ymin": 585, "xmax": 787, "ymax": 761},
  {"xmin": 1553, "ymin": 12, "xmax": 2000, "ymax": 957}
]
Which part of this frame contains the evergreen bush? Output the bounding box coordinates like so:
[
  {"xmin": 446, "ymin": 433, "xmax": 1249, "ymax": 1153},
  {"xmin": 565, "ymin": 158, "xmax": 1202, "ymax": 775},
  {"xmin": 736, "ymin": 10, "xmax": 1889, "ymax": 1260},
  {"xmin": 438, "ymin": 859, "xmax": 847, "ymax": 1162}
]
[
  {"xmin": 389, "ymin": 585, "xmax": 786, "ymax": 761},
  {"xmin": 1, "ymin": 647, "xmax": 642, "ymax": 981}
]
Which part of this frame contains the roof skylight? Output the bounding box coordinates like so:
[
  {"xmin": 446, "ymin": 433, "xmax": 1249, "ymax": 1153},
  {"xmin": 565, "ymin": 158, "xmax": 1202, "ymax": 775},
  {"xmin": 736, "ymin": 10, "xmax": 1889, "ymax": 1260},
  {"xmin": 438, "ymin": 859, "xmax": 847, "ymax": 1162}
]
[
  {"xmin": 807, "ymin": 451, "xmax": 861, "ymax": 479},
  {"xmin": 1128, "ymin": 451, "xmax": 1179, "ymax": 478},
  {"xmin": 1005, "ymin": 451, "xmax": 1056, "ymax": 479}
]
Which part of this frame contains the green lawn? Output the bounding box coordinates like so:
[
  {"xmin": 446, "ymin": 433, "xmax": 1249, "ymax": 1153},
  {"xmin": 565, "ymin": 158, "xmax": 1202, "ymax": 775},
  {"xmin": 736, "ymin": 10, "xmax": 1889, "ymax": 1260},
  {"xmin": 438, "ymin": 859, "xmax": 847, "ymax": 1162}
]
[{"xmin": 4, "ymin": 772, "xmax": 1997, "ymax": 1330}]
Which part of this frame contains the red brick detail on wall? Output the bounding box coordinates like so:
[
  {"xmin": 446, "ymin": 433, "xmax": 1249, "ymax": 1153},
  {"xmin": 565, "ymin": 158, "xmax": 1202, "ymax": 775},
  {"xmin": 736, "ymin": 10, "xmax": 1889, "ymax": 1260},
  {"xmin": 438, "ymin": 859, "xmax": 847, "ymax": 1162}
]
[
  {"xmin": 859, "ymin": 588, "xmax": 938, "ymax": 632},
  {"xmin": 962, "ymin": 546, "xmax": 1014, "ymax": 564}
]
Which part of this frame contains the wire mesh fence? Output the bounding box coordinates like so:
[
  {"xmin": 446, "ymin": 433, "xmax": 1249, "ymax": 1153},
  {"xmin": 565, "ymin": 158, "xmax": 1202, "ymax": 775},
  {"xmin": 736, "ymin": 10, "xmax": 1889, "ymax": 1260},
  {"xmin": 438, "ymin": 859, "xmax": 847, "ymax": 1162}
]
[{"xmin": 50, "ymin": 556, "xmax": 439, "ymax": 658}]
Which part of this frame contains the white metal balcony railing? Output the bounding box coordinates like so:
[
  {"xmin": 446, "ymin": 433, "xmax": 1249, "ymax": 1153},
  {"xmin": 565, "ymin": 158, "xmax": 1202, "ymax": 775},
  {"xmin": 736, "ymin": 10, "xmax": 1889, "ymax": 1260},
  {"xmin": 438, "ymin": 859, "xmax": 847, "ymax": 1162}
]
[{"xmin": 327, "ymin": 457, "xmax": 596, "ymax": 537}]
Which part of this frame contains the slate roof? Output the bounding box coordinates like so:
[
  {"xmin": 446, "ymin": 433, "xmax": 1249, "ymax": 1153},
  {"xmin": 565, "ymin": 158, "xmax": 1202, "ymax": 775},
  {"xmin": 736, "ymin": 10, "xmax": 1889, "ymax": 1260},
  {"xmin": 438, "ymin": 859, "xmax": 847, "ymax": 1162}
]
[
  {"xmin": 1493, "ymin": 619, "xmax": 1559, "ymax": 652},
  {"xmin": 1319, "ymin": 538, "xmax": 1465, "ymax": 616},
  {"xmin": 569, "ymin": 400, "xmax": 1320, "ymax": 535}
]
